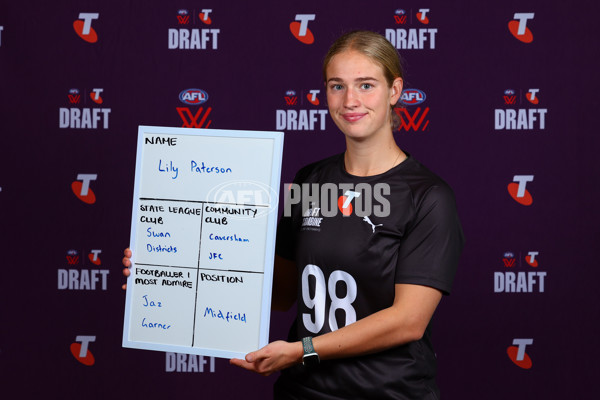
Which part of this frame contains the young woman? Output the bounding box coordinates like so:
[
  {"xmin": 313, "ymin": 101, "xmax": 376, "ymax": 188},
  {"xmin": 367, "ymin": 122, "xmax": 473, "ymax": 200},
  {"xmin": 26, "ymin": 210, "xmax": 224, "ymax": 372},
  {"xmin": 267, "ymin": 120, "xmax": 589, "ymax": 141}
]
[{"xmin": 124, "ymin": 31, "xmax": 463, "ymax": 399}]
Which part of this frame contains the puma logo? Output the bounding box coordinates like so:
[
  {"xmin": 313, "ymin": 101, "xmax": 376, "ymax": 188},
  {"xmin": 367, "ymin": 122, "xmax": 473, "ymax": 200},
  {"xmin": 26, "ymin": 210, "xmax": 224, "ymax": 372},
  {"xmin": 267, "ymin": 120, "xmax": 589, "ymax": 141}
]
[{"xmin": 363, "ymin": 216, "xmax": 383, "ymax": 233}]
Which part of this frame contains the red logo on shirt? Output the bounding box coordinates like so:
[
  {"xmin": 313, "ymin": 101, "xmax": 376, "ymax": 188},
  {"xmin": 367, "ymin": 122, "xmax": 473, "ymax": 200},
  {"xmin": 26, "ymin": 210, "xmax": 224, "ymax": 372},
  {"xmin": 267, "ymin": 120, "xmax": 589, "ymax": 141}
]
[{"xmin": 337, "ymin": 195, "xmax": 353, "ymax": 216}]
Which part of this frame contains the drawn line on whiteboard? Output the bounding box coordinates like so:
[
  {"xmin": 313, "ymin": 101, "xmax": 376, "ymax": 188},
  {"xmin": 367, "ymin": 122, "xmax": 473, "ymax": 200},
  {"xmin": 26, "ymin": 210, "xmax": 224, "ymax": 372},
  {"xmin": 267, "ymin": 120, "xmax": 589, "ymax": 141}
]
[
  {"xmin": 133, "ymin": 263, "xmax": 263, "ymax": 274},
  {"xmin": 135, "ymin": 263, "xmax": 198, "ymax": 270},
  {"xmin": 192, "ymin": 207, "xmax": 204, "ymax": 348},
  {"xmin": 198, "ymin": 267, "xmax": 264, "ymax": 275},
  {"xmin": 139, "ymin": 197, "xmax": 269, "ymax": 207}
]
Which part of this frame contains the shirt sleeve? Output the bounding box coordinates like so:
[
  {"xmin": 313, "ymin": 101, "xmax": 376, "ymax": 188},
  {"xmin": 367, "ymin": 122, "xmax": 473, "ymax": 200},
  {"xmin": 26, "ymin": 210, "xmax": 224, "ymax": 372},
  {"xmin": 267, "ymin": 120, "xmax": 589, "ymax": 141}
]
[{"xmin": 394, "ymin": 184, "xmax": 464, "ymax": 295}]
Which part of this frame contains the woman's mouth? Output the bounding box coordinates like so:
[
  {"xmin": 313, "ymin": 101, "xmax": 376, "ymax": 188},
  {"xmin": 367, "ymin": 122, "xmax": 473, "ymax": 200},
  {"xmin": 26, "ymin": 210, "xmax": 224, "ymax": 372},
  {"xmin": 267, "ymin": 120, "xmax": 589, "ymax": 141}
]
[{"xmin": 342, "ymin": 113, "xmax": 366, "ymax": 122}]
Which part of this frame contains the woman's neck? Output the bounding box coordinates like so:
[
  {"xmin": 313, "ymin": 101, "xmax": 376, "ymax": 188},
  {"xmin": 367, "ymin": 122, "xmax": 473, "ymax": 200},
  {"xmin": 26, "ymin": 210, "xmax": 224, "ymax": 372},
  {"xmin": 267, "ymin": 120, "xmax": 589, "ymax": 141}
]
[{"xmin": 344, "ymin": 136, "xmax": 406, "ymax": 177}]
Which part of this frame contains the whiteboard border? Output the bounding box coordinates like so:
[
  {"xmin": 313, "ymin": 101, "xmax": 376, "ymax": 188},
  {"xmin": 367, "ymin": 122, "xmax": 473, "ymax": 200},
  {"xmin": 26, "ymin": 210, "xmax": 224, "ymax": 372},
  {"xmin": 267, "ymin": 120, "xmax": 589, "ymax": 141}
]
[{"xmin": 122, "ymin": 125, "xmax": 283, "ymax": 359}]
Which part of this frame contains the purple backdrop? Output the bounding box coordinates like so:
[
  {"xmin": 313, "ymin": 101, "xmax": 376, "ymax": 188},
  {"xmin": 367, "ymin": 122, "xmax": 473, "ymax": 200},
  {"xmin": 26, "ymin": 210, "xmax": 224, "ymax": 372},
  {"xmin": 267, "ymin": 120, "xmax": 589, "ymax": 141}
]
[{"xmin": 1, "ymin": 0, "xmax": 599, "ymax": 398}]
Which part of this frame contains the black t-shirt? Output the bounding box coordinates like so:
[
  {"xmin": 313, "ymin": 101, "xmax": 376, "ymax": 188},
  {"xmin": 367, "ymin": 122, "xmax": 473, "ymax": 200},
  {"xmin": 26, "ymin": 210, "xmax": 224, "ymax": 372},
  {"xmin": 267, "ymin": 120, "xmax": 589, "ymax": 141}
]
[{"xmin": 274, "ymin": 153, "xmax": 464, "ymax": 400}]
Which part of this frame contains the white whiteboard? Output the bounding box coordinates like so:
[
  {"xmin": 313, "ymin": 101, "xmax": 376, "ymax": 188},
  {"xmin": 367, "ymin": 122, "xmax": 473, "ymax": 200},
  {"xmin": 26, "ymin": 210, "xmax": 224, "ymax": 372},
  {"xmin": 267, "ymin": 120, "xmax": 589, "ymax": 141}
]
[{"xmin": 122, "ymin": 125, "xmax": 283, "ymax": 359}]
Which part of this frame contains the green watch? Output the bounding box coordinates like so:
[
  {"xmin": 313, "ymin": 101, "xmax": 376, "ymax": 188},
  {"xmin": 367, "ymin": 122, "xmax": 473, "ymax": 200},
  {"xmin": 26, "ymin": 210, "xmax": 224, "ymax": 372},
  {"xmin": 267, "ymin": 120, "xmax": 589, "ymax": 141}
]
[{"xmin": 302, "ymin": 336, "xmax": 320, "ymax": 367}]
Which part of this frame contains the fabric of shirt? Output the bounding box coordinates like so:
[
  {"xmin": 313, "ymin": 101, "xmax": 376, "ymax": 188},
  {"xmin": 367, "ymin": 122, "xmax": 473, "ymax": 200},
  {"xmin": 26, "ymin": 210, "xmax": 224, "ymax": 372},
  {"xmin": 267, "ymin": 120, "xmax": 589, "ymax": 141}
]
[{"xmin": 274, "ymin": 153, "xmax": 464, "ymax": 400}]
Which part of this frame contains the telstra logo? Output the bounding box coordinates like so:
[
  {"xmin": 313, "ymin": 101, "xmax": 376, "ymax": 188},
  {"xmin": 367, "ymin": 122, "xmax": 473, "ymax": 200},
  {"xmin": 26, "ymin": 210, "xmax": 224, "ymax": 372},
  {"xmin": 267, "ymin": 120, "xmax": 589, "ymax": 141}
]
[
  {"xmin": 508, "ymin": 13, "xmax": 534, "ymax": 43},
  {"xmin": 290, "ymin": 14, "xmax": 315, "ymax": 44},
  {"xmin": 70, "ymin": 336, "xmax": 96, "ymax": 366},
  {"xmin": 73, "ymin": 13, "xmax": 99, "ymax": 43},
  {"xmin": 507, "ymin": 175, "xmax": 534, "ymax": 206},
  {"xmin": 507, "ymin": 338, "xmax": 533, "ymax": 369},
  {"xmin": 72, "ymin": 174, "xmax": 98, "ymax": 204}
]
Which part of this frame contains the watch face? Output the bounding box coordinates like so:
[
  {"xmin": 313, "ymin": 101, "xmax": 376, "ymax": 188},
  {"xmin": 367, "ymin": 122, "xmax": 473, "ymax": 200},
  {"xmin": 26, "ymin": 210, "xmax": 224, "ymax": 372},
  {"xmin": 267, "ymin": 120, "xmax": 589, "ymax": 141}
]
[{"xmin": 303, "ymin": 353, "xmax": 320, "ymax": 367}]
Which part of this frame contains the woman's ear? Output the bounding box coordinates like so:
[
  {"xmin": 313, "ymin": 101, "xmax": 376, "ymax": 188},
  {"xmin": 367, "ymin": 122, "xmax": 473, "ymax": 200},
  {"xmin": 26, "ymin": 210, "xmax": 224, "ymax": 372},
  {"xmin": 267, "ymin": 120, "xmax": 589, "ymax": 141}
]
[{"xmin": 390, "ymin": 77, "xmax": 403, "ymax": 105}]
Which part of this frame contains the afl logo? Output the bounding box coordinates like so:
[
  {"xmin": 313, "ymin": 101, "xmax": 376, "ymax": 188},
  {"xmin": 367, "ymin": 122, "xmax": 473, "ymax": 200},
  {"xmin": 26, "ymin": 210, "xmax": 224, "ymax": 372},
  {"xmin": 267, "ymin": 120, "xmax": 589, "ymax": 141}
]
[
  {"xmin": 179, "ymin": 89, "xmax": 208, "ymax": 105},
  {"xmin": 285, "ymin": 90, "xmax": 297, "ymax": 96},
  {"xmin": 504, "ymin": 89, "xmax": 515, "ymax": 96},
  {"xmin": 399, "ymin": 89, "xmax": 426, "ymax": 106},
  {"xmin": 503, "ymin": 252, "xmax": 515, "ymax": 258},
  {"xmin": 395, "ymin": 9, "xmax": 406, "ymax": 15},
  {"xmin": 69, "ymin": 88, "xmax": 80, "ymax": 95},
  {"xmin": 178, "ymin": 9, "xmax": 189, "ymax": 15}
]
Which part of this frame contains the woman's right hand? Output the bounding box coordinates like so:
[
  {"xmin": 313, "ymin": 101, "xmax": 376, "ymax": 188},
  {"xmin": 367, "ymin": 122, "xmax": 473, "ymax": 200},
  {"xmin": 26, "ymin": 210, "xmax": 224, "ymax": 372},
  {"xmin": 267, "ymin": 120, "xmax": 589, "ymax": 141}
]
[{"xmin": 122, "ymin": 248, "xmax": 132, "ymax": 290}]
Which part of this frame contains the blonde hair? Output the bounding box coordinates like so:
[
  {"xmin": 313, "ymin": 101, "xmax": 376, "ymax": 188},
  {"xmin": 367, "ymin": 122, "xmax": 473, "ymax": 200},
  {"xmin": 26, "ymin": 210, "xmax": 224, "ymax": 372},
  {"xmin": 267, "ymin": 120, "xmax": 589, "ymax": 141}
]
[{"xmin": 323, "ymin": 31, "xmax": 404, "ymax": 129}]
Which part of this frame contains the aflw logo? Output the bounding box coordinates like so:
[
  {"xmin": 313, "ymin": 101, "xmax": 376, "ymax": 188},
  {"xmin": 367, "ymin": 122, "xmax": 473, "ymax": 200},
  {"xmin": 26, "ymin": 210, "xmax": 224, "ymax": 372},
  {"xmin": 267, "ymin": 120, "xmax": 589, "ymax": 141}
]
[
  {"xmin": 394, "ymin": 89, "xmax": 430, "ymax": 131},
  {"xmin": 177, "ymin": 9, "xmax": 190, "ymax": 24},
  {"xmin": 68, "ymin": 89, "xmax": 81, "ymax": 104},
  {"xmin": 290, "ymin": 14, "xmax": 315, "ymax": 44},
  {"xmin": 66, "ymin": 249, "xmax": 80, "ymax": 265},
  {"xmin": 395, "ymin": 107, "xmax": 430, "ymax": 131},
  {"xmin": 73, "ymin": 13, "xmax": 99, "ymax": 43},
  {"xmin": 285, "ymin": 90, "xmax": 298, "ymax": 105},
  {"xmin": 502, "ymin": 252, "xmax": 516, "ymax": 267},
  {"xmin": 393, "ymin": 9, "xmax": 407, "ymax": 24},
  {"xmin": 503, "ymin": 89, "xmax": 516, "ymax": 105},
  {"xmin": 176, "ymin": 89, "xmax": 212, "ymax": 128},
  {"xmin": 177, "ymin": 108, "xmax": 212, "ymax": 128}
]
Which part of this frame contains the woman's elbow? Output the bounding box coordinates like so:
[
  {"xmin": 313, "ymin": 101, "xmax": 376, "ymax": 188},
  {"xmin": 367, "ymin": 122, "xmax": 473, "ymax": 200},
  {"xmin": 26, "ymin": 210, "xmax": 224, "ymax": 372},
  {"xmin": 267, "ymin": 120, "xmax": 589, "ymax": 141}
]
[{"xmin": 398, "ymin": 317, "xmax": 430, "ymax": 343}]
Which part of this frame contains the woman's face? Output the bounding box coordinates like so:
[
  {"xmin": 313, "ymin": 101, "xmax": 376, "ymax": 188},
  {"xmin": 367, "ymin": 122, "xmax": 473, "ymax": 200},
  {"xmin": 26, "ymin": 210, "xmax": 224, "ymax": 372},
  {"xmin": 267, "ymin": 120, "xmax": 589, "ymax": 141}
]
[{"xmin": 325, "ymin": 50, "xmax": 402, "ymax": 142}]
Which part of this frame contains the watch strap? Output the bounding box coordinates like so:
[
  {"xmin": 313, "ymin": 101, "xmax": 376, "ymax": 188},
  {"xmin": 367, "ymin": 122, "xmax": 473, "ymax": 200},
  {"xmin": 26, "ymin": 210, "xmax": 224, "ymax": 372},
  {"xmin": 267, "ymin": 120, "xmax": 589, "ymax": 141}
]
[
  {"xmin": 302, "ymin": 336, "xmax": 320, "ymax": 366},
  {"xmin": 302, "ymin": 336, "xmax": 315, "ymax": 354}
]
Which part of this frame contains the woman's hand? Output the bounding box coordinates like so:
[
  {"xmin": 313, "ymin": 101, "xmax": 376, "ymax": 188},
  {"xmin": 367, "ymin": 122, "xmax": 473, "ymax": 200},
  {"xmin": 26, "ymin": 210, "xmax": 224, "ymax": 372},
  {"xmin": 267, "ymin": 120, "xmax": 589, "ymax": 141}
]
[
  {"xmin": 122, "ymin": 248, "xmax": 132, "ymax": 290},
  {"xmin": 230, "ymin": 340, "xmax": 303, "ymax": 376}
]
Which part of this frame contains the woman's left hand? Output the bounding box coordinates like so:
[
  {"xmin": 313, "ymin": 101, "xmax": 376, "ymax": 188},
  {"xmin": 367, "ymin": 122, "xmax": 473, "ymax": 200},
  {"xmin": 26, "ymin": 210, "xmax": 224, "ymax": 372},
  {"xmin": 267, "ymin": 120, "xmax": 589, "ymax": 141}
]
[{"xmin": 230, "ymin": 340, "xmax": 302, "ymax": 376}]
